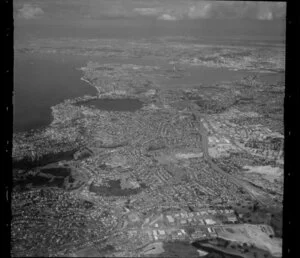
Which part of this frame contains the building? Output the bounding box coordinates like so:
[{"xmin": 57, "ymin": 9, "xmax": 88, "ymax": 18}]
[
  {"xmin": 157, "ymin": 230, "xmax": 166, "ymax": 240},
  {"xmin": 73, "ymin": 147, "xmax": 93, "ymax": 160},
  {"xmin": 204, "ymin": 218, "xmax": 216, "ymax": 225},
  {"xmin": 147, "ymin": 232, "xmax": 154, "ymax": 241},
  {"xmin": 158, "ymin": 230, "xmax": 165, "ymax": 236},
  {"xmin": 227, "ymin": 216, "xmax": 237, "ymax": 223},
  {"xmin": 207, "ymin": 227, "xmax": 217, "ymax": 237},
  {"xmin": 181, "ymin": 213, "xmax": 188, "ymax": 218},
  {"xmin": 191, "ymin": 230, "xmax": 207, "ymax": 239},
  {"xmin": 166, "ymin": 215, "xmax": 175, "ymax": 223},
  {"xmin": 128, "ymin": 230, "xmax": 137, "ymax": 238},
  {"xmin": 153, "ymin": 230, "xmax": 158, "ymax": 240},
  {"xmin": 260, "ymin": 225, "xmax": 274, "ymax": 236},
  {"xmin": 197, "ymin": 219, "xmax": 204, "ymax": 225}
]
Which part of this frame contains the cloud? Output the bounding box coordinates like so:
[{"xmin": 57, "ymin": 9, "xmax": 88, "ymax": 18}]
[
  {"xmin": 185, "ymin": 2, "xmax": 285, "ymax": 21},
  {"xmin": 158, "ymin": 14, "xmax": 178, "ymax": 21},
  {"xmin": 187, "ymin": 3, "xmax": 212, "ymax": 19},
  {"xmin": 257, "ymin": 10, "xmax": 273, "ymax": 20},
  {"xmin": 256, "ymin": 3, "xmax": 274, "ymax": 20},
  {"xmin": 134, "ymin": 8, "xmax": 161, "ymax": 16},
  {"xmin": 15, "ymin": 0, "xmax": 286, "ymax": 21},
  {"xmin": 134, "ymin": 6, "xmax": 180, "ymax": 21},
  {"xmin": 18, "ymin": 3, "xmax": 44, "ymax": 19},
  {"xmin": 132, "ymin": 1, "xmax": 285, "ymax": 21}
]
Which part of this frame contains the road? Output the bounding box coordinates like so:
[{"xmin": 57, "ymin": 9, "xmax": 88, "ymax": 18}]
[{"xmin": 192, "ymin": 108, "xmax": 266, "ymax": 205}]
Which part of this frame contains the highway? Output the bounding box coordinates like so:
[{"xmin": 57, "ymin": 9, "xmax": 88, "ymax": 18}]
[{"xmin": 191, "ymin": 107, "xmax": 266, "ymax": 206}]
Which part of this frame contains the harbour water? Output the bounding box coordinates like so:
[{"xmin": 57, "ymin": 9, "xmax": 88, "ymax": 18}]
[
  {"xmin": 13, "ymin": 53, "xmax": 97, "ymax": 132},
  {"xmin": 13, "ymin": 52, "xmax": 283, "ymax": 133}
]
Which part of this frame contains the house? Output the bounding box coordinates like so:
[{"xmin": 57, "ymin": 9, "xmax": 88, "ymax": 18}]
[
  {"xmin": 204, "ymin": 218, "xmax": 216, "ymax": 225},
  {"xmin": 180, "ymin": 229, "xmax": 186, "ymax": 235},
  {"xmin": 227, "ymin": 216, "xmax": 237, "ymax": 223},
  {"xmin": 190, "ymin": 218, "xmax": 198, "ymax": 225},
  {"xmin": 207, "ymin": 227, "xmax": 217, "ymax": 237},
  {"xmin": 153, "ymin": 230, "xmax": 158, "ymax": 240},
  {"xmin": 191, "ymin": 231, "xmax": 207, "ymax": 239},
  {"xmin": 73, "ymin": 147, "xmax": 93, "ymax": 160},
  {"xmin": 197, "ymin": 219, "xmax": 204, "ymax": 225},
  {"xmin": 260, "ymin": 225, "xmax": 274, "ymax": 236},
  {"xmin": 157, "ymin": 230, "xmax": 166, "ymax": 240},
  {"xmin": 158, "ymin": 230, "xmax": 165, "ymax": 235},
  {"xmin": 177, "ymin": 232, "xmax": 185, "ymax": 240},
  {"xmin": 166, "ymin": 215, "xmax": 175, "ymax": 223},
  {"xmin": 181, "ymin": 213, "xmax": 188, "ymax": 218}
]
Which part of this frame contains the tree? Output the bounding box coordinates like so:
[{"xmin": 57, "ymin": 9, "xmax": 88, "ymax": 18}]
[
  {"xmin": 252, "ymin": 201, "xmax": 259, "ymax": 212},
  {"xmin": 224, "ymin": 241, "xmax": 230, "ymax": 248}
]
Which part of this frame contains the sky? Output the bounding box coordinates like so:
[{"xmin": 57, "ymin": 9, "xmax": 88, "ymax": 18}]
[{"xmin": 14, "ymin": 1, "xmax": 286, "ymax": 42}]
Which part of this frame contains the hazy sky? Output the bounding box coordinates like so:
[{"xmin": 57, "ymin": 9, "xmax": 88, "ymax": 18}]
[
  {"xmin": 14, "ymin": 1, "xmax": 286, "ymax": 42},
  {"xmin": 14, "ymin": 0, "xmax": 286, "ymax": 20}
]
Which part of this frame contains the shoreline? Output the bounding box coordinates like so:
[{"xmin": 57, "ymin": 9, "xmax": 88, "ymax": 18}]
[{"xmin": 80, "ymin": 77, "xmax": 102, "ymax": 97}]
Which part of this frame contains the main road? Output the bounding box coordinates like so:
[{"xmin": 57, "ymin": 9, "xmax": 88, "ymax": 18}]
[{"xmin": 191, "ymin": 106, "xmax": 267, "ymax": 205}]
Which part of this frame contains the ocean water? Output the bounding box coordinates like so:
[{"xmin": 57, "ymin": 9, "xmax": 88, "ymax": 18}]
[
  {"xmin": 13, "ymin": 49, "xmax": 284, "ymax": 133},
  {"xmin": 15, "ymin": 18, "xmax": 285, "ymax": 44},
  {"xmin": 13, "ymin": 53, "xmax": 97, "ymax": 132}
]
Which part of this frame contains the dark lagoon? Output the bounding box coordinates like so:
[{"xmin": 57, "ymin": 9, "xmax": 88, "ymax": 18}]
[
  {"xmin": 12, "ymin": 149, "xmax": 77, "ymax": 169},
  {"xmin": 77, "ymin": 98, "xmax": 144, "ymax": 112}
]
